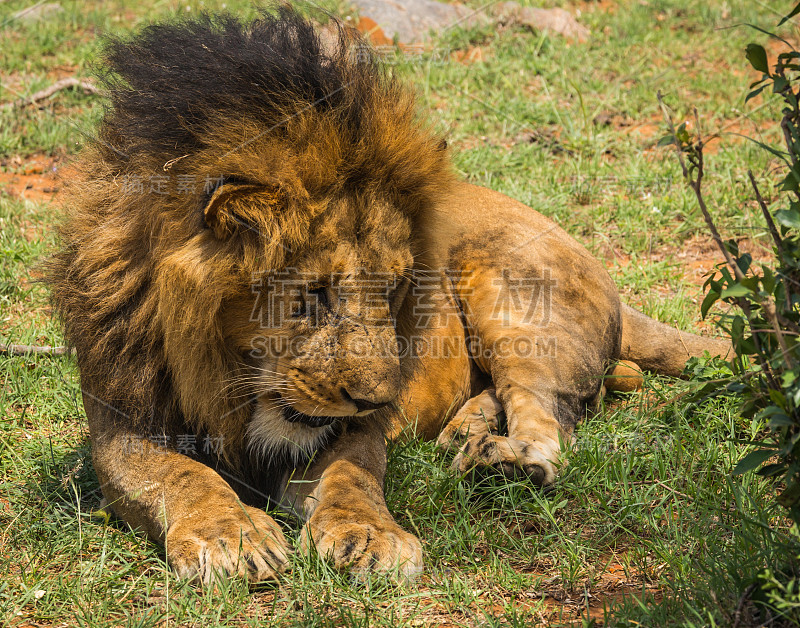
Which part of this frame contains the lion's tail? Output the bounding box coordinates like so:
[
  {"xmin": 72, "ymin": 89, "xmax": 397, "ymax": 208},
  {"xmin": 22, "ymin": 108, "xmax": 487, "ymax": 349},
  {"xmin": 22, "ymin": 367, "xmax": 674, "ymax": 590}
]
[{"xmin": 619, "ymin": 304, "xmax": 732, "ymax": 378}]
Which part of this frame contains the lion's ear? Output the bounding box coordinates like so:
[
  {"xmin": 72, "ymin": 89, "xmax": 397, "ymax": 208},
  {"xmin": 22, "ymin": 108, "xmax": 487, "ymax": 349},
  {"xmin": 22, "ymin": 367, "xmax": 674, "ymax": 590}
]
[{"xmin": 202, "ymin": 182, "xmax": 281, "ymax": 240}]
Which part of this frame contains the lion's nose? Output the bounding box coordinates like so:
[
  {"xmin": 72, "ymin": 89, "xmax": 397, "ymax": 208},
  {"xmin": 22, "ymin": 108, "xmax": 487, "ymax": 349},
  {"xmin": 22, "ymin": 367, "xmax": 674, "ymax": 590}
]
[{"xmin": 340, "ymin": 388, "xmax": 391, "ymax": 413}]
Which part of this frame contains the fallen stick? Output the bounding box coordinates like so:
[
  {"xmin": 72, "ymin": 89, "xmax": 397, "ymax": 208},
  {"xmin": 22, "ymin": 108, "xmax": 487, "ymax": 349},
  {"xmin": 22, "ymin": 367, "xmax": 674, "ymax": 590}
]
[
  {"xmin": 0, "ymin": 343, "xmax": 73, "ymax": 356},
  {"xmin": 3, "ymin": 77, "xmax": 102, "ymax": 109}
]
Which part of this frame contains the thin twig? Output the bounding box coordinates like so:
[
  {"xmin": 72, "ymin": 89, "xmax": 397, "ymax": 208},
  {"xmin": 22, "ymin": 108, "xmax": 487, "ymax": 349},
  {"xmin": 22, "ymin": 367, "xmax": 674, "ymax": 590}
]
[
  {"xmin": 776, "ymin": 61, "xmax": 800, "ymax": 203},
  {"xmin": 657, "ymin": 93, "xmax": 742, "ymax": 279},
  {"xmin": 781, "ymin": 117, "xmax": 798, "ymax": 169},
  {"xmin": 762, "ymin": 299, "xmax": 793, "ymax": 369},
  {"xmin": 747, "ymin": 170, "xmax": 800, "ymax": 338},
  {"xmin": 732, "ymin": 583, "xmax": 757, "ymax": 628},
  {"xmin": 650, "ymin": 477, "xmax": 693, "ymax": 501},
  {"xmin": 2, "ymin": 78, "xmax": 102, "ymax": 109},
  {"xmin": 748, "ymin": 170, "xmax": 785, "ymax": 258},
  {"xmin": 0, "ymin": 343, "xmax": 73, "ymax": 356},
  {"xmin": 657, "ymin": 92, "xmax": 778, "ymax": 387}
]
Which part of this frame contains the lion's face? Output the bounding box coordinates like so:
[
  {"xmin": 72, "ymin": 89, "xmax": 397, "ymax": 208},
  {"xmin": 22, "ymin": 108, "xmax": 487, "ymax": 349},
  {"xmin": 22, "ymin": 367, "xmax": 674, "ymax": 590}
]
[
  {"xmin": 52, "ymin": 25, "xmax": 454, "ymax": 462},
  {"xmin": 206, "ymin": 179, "xmax": 416, "ymax": 459}
]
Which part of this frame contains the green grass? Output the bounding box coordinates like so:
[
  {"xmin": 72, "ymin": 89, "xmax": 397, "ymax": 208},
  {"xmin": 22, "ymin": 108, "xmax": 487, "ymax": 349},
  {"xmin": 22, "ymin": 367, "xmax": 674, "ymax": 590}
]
[{"xmin": 2, "ymin": 0, "xmax": 799, "ymax": 625}]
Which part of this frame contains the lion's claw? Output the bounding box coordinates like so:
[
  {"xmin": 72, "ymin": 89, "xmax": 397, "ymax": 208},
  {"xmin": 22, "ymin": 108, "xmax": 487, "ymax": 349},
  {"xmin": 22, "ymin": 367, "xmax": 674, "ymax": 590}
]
[
  {"xmin": 166, "ymin": 503, "xmax": 290, "ymax": 585},
  {"xmin": 301, "ymin": 510, "xmax": 423, "ymax": 579}
]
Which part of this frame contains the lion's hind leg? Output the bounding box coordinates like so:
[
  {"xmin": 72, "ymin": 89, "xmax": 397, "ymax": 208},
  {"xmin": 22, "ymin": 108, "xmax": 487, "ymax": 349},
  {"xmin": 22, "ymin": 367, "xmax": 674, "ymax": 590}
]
[
  {"xmin": 436, "ymin": 387, "xmax": 503, "ymax": 452},
  {"xmin": 436, "ymin": 387, "xmax": 560, "ymax": 484},
  {"xmin": 443, "ymin": 385, "xmax": 564, "ymax": 485},
  {"xmin": 440, "ymin": 257, "xmax": 614, "ymax": 486}
]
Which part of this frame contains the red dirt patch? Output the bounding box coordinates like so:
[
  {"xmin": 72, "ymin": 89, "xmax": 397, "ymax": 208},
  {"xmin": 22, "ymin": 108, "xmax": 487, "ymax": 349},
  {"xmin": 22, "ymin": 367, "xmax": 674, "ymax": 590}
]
[
  {"xmin": 701, "ymin": 116, "xmax": 776, "ymax": 155},
  {"xmin": 625, "ymin": 121, "xmax": 661, "ymax": 141},
  {"xmin": 352, "ymin": 16, "xmax": 486, "ymax": 65},
  {"xmin": 46, "ymin": 64, "xmax": 79, "ymax": 82},
  {"xmin": 579, "ymin": 0, "xmax": 617, "ymax": 14},
  {"xmin": 244, "ymin": 577, "xmax": 662, "ymax": 627},
  {"xmin": 0, "ymin": 155, "xmax": 67, "ymax": 204},
  {"xmin": 650, "ymin": 234, "xmax": 773, "ymax": 289},
  {"xmin": 603, "ymin": 234, "xmax": 774, "ymax": 334},
  {"xmin": 451, "ymin": 46, "xmax": 485, "ymax": 64},
  {"xmin": 602, "ymin": 234, "xmax": 773, "ymax": 294}
]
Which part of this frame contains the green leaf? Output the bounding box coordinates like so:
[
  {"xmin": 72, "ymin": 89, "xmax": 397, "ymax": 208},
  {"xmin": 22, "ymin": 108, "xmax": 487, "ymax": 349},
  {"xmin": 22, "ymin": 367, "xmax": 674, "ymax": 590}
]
[
  {"xmin": 701, "ymin": 289, "xmax": 720, "ymax": 318},
  {"xmin": 733, "ymin": 449, "xmax": 775, "ymax": 475},
  {"xmin": 657, "ymin": 133, "xmax": 676, "ymax": 148},
  {"xmin": 758, "ymin": 462, "xmax": 788, "ymax": 477},
  {"xmin": 744, "ymin": 24, "xmax": 792, "ymax": 50},
  {"xmin": 675, "ymin": 122, "xmax": 690, "ymax": 144},
  {"xmin": 746, "ymin": 43, "xmax": 770, "ymax": 74},
  {"xmin": 739, "ymin": 136, "xmax": 791, "ymax": 166},
  {"xmin": 769, "ymin": 389, "xmax": 787, "ymax": 406},
  {"xmin": 778, "ymin": 482, "xmax": 800, "ymax": 507},
  {"xmin": 731, "ymin": 316, "xmax": 746, "ymax": 341},
  {"xmin": 734, "ymin": 254, "xmax": 753, "ymax": 275},
  {"xmin": 781, "ymin": 169, "xmax": 800, "ymax": 192},
  {"xmin": 720, "ymin": 284, "xmax": 753, "ymax": 298},
  {"xmin": 746, "ymin": 84, "xmax": 767, "ymax": 103},
  {"xmin": 775, "ymin": 208, "xmax": 800, "ymax": 229},
  {"xmin": 705, "ymin": 275, "xmax": 722, "ymax": 292},
  {"xmin": 778, "ymin": 3, "xmax": 800, "ymax": 26},
  {"xmin": 736, "ymin": 335, "xmax": 757, "ymax": 355},
  {"xmin": 773, "ymin": 75, "xmax": 790, "ymax": 93},
  {"xmin": 759, "ymin": 405, "xmax": 790, "ymax": 419},
  {"xmin": 769, "ymin": 413, "xmax": 795, "ymax": 428},
  {"xmin": 762, "ymin": 266, "xmax": 776, "ymax": 292}
]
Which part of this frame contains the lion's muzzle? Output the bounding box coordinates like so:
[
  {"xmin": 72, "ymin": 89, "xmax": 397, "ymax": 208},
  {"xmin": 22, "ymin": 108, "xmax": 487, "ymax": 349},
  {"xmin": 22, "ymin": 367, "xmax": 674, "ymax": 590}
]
[{"xmin": 281, "ymin": 406, "xmax": 342, "ymax": 428}]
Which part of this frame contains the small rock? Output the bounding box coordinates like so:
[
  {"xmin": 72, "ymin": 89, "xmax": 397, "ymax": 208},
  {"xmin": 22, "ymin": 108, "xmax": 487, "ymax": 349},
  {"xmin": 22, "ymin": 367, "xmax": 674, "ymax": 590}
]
[
  {"xmin": 351, "ymin": 0, "xmax": 588, "ymax": 45},
  {"xmin": 350, "ymin": 0, "xmax": 478, "ymax": 43},
  {"xmin": 13, "ymin": 3, "xmax": 64, "ymax": 23},
  {"xmin": 493, "ymin": 2, "xmax": 590, "ymax": 42}
]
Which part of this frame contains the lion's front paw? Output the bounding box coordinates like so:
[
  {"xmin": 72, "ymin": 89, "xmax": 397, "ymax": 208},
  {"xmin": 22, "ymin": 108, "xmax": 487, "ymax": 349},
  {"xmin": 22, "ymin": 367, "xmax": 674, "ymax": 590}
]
[
  {"xmin": 301, "ymin": 508, "xmax": 423, "ymax": 579},
  {"xmin": 452, "ymin": 434, "xmax": 558, "ymax": 486},
  {"xmin": 166, "ymin": 503, "xmax": 290, "ymax": 585}
]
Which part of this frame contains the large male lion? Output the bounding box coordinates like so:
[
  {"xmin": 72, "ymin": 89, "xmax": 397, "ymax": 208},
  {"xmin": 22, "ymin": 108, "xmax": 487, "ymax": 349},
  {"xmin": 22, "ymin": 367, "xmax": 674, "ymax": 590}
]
[{"xmin": 49, "ymin": 9, "xmax": 729, "ymax": 583}]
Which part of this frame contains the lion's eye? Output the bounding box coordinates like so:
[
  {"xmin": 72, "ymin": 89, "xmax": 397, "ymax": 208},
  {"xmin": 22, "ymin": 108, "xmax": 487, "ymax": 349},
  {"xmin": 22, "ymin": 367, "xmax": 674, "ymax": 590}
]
[
  {"xmin": 290, "ymin": 284, "xmax": 329, "ymax": 320},
  {"xmin": 307, "ymin": 284, "xmax": 330, "ymax": 310}
]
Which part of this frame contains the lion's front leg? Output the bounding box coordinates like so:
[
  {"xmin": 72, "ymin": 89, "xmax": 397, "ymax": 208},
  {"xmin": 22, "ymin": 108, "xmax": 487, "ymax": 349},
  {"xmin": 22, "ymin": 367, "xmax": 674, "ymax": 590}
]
[
  {"xmin": 85, "ymin": 395, "xmax": 290, "ymax": 585},
  {"xmin": 284, "ymin": 422, "xmax": 423, "ymax": 578}
]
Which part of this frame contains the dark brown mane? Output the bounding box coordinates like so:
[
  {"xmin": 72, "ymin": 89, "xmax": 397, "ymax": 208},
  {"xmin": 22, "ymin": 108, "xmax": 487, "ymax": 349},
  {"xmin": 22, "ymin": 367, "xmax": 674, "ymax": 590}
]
[{"xmin": 100, "ymin": 8, "xmax": 376, "ymax": 165}]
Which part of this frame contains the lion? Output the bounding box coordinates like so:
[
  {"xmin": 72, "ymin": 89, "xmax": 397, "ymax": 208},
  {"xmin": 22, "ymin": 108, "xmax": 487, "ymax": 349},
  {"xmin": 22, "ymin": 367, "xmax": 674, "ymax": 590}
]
[{"xmin": 48, "ymin": 8, "xmax": 730, "ymax": 584}]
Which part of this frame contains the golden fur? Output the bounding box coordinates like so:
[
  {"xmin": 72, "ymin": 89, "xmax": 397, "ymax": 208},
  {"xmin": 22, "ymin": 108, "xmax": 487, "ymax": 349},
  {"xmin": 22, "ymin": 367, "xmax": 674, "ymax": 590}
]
[{"xmin": 49, "ymin": 9, "xmax": 730, "ymax": 583}]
